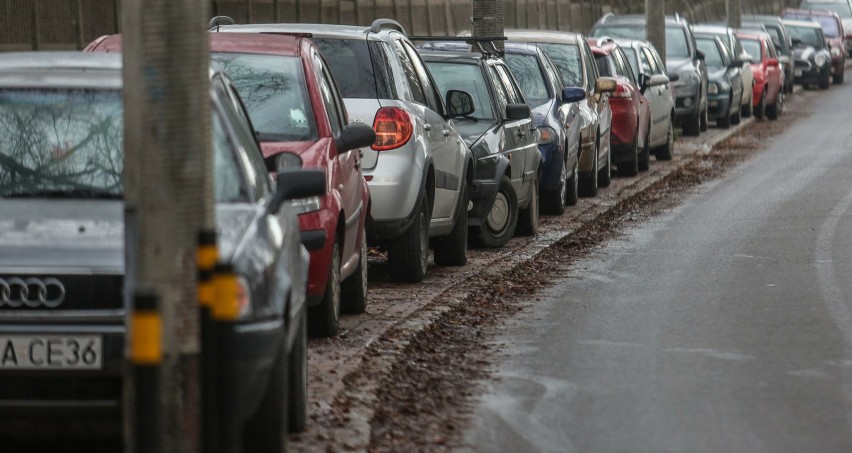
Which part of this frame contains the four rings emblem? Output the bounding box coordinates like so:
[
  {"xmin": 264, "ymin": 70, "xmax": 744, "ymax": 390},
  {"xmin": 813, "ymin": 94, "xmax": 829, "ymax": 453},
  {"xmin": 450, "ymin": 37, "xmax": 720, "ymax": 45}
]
[{"xmin": 0, "ymin": 278, "xmax": 66, "ymax": 308}]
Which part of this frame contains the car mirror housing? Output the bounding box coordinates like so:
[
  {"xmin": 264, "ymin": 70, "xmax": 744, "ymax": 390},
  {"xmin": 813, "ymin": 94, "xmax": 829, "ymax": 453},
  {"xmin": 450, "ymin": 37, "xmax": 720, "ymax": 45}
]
[
  {"xmin": 666, "ymin": 72, "xmax": 681, "ymax": 82},
  {"xmin": 446, "ymin": 89, "xmax": 475, "ymax": 118},
  {"xmin": 767, "ymin": 58, "xmax": 780, "ymax": 68},
  {"xmin": 561, "ymin": 87, "xmax": 586, "ymax": 103},
  {"xmin": 335, "ymin": 123, "xmax": 376, "ymax": 154},
  {"xmin": 504, "ymin": 103, "xmax": 531, "ymax": 121},
  {"xmin": 595, "ymin": 77, "xmax": 618, "ymax": 94},
  {"xmin": 268, "ymin": 168, "xmax": 326, "ymax": 214},
  {"xmin": 649, "ymin": 74, "xmax": 670, "ymax": 86}
]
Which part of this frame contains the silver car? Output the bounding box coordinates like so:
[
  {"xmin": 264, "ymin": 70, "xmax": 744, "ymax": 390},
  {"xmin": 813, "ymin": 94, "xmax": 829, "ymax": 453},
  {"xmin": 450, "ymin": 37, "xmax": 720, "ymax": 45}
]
[{"xmin": 216, "ymin": 20, "xmax": 474, "ymax": 283}]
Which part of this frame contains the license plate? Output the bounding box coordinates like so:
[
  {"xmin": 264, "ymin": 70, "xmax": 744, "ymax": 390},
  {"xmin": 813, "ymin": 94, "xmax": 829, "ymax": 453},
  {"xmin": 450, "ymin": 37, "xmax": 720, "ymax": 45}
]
[
  {"xmin": 795, "ymin": 70, "xmax": 803, "ymax": 77},
  {"xmin": 0, "ymin": 335, "xmax": 102, "ymax": 370}
]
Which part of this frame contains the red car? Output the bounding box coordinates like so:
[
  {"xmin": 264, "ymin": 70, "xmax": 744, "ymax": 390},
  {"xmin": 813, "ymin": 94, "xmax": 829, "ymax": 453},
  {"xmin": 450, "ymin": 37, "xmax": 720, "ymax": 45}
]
[
  {"xmin": 737, "ymin": 32, "xmax": 785, "ymax": 120},
  {"xmin": 87, "ymin": 33, "xmax": 374, "ymax": 338},
  {"xmin": 782, "ymin": 8, "xmax": 847, "ymax": 84},
  {"xmin": 588, "ymin": 38, "xmax": 651, "ymax": 177}
]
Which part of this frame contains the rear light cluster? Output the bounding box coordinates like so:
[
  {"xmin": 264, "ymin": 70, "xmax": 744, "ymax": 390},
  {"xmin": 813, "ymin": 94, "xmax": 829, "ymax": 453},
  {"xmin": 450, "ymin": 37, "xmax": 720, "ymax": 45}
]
[
  {"xmin": 372, "ymin": 107, "xmax": 413, "ymax": 151},
  {"xmin": 610, "ymin": 83, "xmax": 631, "ymax": 98}
]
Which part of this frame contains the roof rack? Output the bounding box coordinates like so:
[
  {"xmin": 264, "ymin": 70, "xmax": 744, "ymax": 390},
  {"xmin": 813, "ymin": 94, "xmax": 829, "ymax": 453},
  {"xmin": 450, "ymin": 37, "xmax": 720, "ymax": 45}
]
[
  {"xmin": 208, "ymin": 15, "xmax": 235, "ymax": 31},
  {"xmin": 408, "ymin": 36, "xmax": 507, "ymax": 57},
  {"xmin": 370, "ymin": 18, "xmax": 406, "ymax": 35}
]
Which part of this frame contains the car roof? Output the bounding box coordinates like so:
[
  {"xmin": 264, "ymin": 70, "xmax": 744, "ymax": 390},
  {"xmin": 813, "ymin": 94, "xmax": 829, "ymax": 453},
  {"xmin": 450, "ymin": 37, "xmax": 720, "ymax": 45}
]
[
  {"xmin": 88, "ymin": 32, "xmax": 305, "ymax": 56},
  {"xmin": 782, "ymin": 18, "xmax": 824, "ymax": 29},
  {"xmin": 0, "ymin": 52, "xmax": 123, "ymax": 89},
  {"xmin": 735, "ymin": 31, "xmax": 766, "ymax": 41},
  {"xmin": 693, "ymin": 25, "xmax": 733, "ymax": 35},
  {"xmin": 503, "ymin": 29, "xmax": 584, "ymax": 44},
  {"xmin": 418, "ymin": 48, "xmax": 490, "ymax": 64},
  {"xmin": 213, "ymin": 21, "xmax": 409, "ymax": 41},
  {"xmin": 595, "ymin": 14, "xmax": 686, "ymax": 26}
]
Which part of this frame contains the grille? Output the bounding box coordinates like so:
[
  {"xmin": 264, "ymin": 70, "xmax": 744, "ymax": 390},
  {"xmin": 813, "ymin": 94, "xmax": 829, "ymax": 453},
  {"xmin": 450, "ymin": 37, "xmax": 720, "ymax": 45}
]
[{"xmin": 0, "ymin": 275, "xmax": 124, "ymax": 311}]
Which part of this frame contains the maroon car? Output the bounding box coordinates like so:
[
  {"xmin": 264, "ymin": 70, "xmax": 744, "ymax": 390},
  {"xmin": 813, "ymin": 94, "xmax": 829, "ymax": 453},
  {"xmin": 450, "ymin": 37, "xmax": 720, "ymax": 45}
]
[
  {"xmin": 86, "ymin": 33, "xmax": 375, "ymax": 339},
  {"xmin": 783, "ymin": 8, "xmax": 847, "ymax": 84}
]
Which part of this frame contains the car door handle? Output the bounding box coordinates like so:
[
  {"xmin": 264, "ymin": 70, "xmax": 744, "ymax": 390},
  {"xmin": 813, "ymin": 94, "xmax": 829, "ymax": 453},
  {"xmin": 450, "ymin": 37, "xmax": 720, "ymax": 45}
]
[{"xmin": 424, "ymin": 123, "xmax": 432, "ymax": 132}]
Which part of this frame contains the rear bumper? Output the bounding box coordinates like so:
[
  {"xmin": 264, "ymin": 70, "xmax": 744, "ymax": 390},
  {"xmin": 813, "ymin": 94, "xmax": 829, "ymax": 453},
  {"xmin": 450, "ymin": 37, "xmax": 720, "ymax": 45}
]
[{"xmin": 609, "ymin": 105, "xmax": 638, "ymax": 162}]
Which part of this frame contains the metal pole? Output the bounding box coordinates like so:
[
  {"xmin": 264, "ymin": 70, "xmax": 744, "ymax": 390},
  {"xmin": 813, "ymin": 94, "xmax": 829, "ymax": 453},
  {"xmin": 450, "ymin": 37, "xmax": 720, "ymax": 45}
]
[
  {"xmin": 121, "ymin": 0, "xmax": 212, "ymax": 450},
  {"xmin": 728, "ymin": 0, "xmax": 742, "ymax": 29},
  {"xmin": 646, "ymin": 0, "xmax": 666, "ymax": 66}
]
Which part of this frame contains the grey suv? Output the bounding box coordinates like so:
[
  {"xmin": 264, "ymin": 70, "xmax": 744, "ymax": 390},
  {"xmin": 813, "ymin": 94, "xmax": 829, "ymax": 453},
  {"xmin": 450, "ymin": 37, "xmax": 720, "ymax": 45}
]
[
  {"xmin": 591, "ymin": 14, "xmax": 709, "ymax": 136},
  {"xmin": 218, "ymin": 20, "xmax": 474, "ymax": 283}
]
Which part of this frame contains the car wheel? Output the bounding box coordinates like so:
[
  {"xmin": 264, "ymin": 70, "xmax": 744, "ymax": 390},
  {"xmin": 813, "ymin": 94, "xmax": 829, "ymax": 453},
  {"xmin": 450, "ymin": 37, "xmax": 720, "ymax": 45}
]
[
  {"xmin": 598, "ymin": 142, "xmax": 611, "ymax": 188},
  {"xmin": 565, "ymin": 162, "xmax": 579, "ymax": 206},
  {"xmin": 340, "ymin": 226, "xmax": 368, "ymax": 314},
  {"xmin": 754, "ymin": 88, "xmax": 766, "ymax": 119},
  {"xmin": 700, "ymin": 102, "xmax": 709, "ymax": 132},
  {"xmin": 516, "ymin": 173, "xmax": 540, "ymax": 235},
  {"xmin": 478, "ymin": 175, "xmax": 520, "ymax": 245},
  {"xmin": 617, "ymin": 131, "xmax": 639, "ymax": 177},
  {"xmin": 683, "ymin": 110, "xmax": 701, "ymax": 136},
  {"xmin": 767, "ymin": 90, "xmax": 783, "ymax": 120},
  {"xmin": 243, "ymin": 335, "xmax": 288, "ymax": 453},
  {"xmin": 820, "ymin": 73, "xmax": 831, "ymax": 89},
  {"xmin": 309, "ymin": 237, "xmax": 341, "ymax": 337},
  {"xmin": 834, "ymin": 66, "xmax": 845, "ymax": 84},
  {"xmin": 654, "ymin": 118, "xmax": 674, "ymax": 161},
  {"xmin": 638, "ymin": 128, "xmax": 650, "ymax": 172},
  {"xmin": 388, "ymin": 195, "xmax": 429, "ymax": 283},
  {"xmin": 542, "ymin": 157, "xmax": 567, "ymax": 215},
  {"xmin": 434, "ymin": 180, "xmax": 468, "ymax": 266},
  {"xmin": 742, "ymin": 90, "xmax": 754, "ymax": 118},
  {"xmin": 731, "ymin": 101, "xmax": 741, "ymax": 125},
  {"xmin": 579, "ymin": 143, "xmax": 599, "ymax": 198},
  {"xmin": 288, "ymin": 306, "xmax": 307, "ymax": 433}
]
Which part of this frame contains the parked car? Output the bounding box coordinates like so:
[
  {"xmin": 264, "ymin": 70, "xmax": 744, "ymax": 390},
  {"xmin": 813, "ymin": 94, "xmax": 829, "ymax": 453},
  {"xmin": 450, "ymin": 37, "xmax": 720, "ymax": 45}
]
[
  {"xmin": 694, "ymin": 34, "xmax": 745, "ymax": 128},
  {"xmin": 501, "ymin": 30, "xmax": 617, "ymax": 198},
  {"xmin": 783, "ymin": 8, "xmax": 846, "ymax": 84},
  {"xmin": 784, "ymin": 19, "xmax": 834, "ymax": 89},
  {"xmin": 588, "ymin": 38, "xmax": 651, "ymax": 176},
  {"xmin": 0, "ymin": 52, "xmax": 321, "ymax": 452},
  {"xmin": 87, "ymin": 32, "xmax": 376, "ymax": 339},
  {"xmin": 591, "ymin": 14, "xmax": 708, "ymax": 136},
  {"xmin": 741, "ymin": 16, "xmax": 797, "ymax": 94},
  {"xmin": 800, "ymin": 0, "xmax": 852, "ymax": 55},
  {"xmin": 693, "ymin": 25, "xmax": 755, "ymax": 118},
  {"xmin": 737, "ymin": 31, "xmax": 785, "ymax": 119},
  {"xmin": 215, "ymin": 19, "xmax": 475, "ymax": 283},
  {"xmin": 616, "ymin": 39, "xmax": 677, "ymax": 162},
  {"xmin": 418, "ymin": 40, "xmax": 542, "ymax": 245}
]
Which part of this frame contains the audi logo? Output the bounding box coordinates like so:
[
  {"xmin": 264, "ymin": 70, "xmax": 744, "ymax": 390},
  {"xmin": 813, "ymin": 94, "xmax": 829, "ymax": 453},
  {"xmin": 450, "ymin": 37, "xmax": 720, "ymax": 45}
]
[{"xmin": 0, "ymin": 278, "xmax": 65, "ymax": 308}]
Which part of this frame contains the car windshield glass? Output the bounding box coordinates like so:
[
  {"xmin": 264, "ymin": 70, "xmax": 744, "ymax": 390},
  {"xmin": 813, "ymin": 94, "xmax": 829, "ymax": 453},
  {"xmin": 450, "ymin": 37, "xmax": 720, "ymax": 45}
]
[
  {"xmin": 591, "ymin": 25, "xmax": 645, "ymax": 41},
  {"xmin": 425, "ymin": 61, "xmax": 495, "ymax": 121},
  {"xmin": 788, "ymin": 25, "xmax": 825, "ymax": 47},
  {"xmin": 802, "ymin": 2, "xmax": 852, "ymax": 18},
  {"xmin": 697, "ymin": 39, "xmax": 724, "ymax": 67},
  {"xmin": 504, "ymin": 53, "xmax": 550, "ymax": 105},
  {"xmin": 741, "ymin": 39, "xmax": 762, "ymax": 61},
  {"xmin": 621, "ymin": 47, "xmax": 640, "ymax": 80},
  {"xmin": 533, "ymin": 43, "xmax": 584, "ymax": 87},
  {"xmin": 666, "ymin": 26, "xmax": 691, "ymax": 58},
  {"xmin": 784, "ymin": 14, "xmax": 840, "ymax": 37},
  {"xmin": 212, "ymin": 53, "xmax": 317, "ymax": 142},
  {"xmin": 0, "ymin": 89, "xmax": 123, "ymax": 198}
]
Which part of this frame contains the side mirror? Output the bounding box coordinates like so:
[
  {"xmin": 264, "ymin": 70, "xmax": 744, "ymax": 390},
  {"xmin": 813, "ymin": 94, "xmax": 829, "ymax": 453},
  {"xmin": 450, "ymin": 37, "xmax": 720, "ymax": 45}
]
[
  {"xmin": 446, "ymin": 89, "xmax": 475, "ymax": 118},
  {"xmin": 791, "ymin": 37, "xmax": 803, "ymax": 47},
  {"xmin": 666, "ymin": 72, "xmax": 680, "ymax": 82},
  {"xmin": 648, "ymin": 74, "xmax": 670, "ymax": 86},
  {"xmin": 268, "ymin": 168, "xmax": 326, "ymax": 214},
  {"xmin": 594, "ymin": 77, "xmax": 618, "ymax": 94},
  {"xmin": 767, "ymin": 58, "xmax": 779, "ymax": 68},
  {"xmin": 335, "ymin": 123, "xmax": 376, "ymax": 153},
  {"xmin": 504, "ymin": 103, "xmax": 531, "ymax": 121},
  {"xmin": 561, "ymin": 86, "xmax": 586, "ymax": 103},
  {"xmin": 696, "ymin": 49, "xmax": 706, "ymax": 61}
]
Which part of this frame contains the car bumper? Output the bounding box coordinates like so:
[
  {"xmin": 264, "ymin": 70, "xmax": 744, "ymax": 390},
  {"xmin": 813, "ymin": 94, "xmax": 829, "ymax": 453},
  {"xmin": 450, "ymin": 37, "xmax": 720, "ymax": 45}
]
[
  {"xmin": 364, "ymin": 152, "xmax": 425, "ymax": 243},
  {"xmin": 610, "ymin": 103, "xmax": 639, "ymax": 162},
  {"xmin": 538, "ymin": 142, "xmax": 563, "ymax": 191},
  {"xmin": 707, "ymin": 93, "xmax": 732, "ymax": 121},
  {"xmin": 794, "ymin": 62, "xmax": 830, "ymax": 84}
]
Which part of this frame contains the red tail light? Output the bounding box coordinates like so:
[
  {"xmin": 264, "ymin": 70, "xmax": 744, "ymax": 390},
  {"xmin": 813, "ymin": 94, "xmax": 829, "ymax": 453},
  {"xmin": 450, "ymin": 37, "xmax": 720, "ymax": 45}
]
[
  {"xmin": 610, "ymin": 83, "xmax": 631, "ymax": 98},
  {"xmin": 372, "ymin": 107, "xmax": 413, "ymax": 151}
]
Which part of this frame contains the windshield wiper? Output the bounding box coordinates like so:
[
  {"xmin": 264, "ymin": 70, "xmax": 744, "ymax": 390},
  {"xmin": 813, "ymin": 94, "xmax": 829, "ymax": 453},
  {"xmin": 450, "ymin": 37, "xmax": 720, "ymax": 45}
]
[
  {"xmin": 3, "ymin": 189, "xmax": 122, "ymax": 199},
  {"xmin": 455, "ymin": 116, "xmax": 492, "ymax": 122}
]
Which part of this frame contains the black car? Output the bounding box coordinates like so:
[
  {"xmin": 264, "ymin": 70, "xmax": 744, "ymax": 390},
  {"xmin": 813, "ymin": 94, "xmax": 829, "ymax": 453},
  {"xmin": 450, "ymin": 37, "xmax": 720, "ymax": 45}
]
[
  {"xmin": 783, "ymin": 19, "xmax": 834, "ymax": 89},
  {"xmin": 419, "ymin": 39, "xmax": 542, "ymax": 246},
  {"xmin": 0, "ymin": 52, "xmax": 332, "ymax": 451},
  {"xmin": 695, "ymin": 34, "xmax": 745, "ymax": 128}
]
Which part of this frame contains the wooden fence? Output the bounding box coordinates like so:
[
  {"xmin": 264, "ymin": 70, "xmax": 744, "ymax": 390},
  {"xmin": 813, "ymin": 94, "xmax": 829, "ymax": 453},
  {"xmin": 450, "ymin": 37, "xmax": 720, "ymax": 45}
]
[{"xmin": 1, "ymin": 0, "xmax": 800, "ymax": 51}]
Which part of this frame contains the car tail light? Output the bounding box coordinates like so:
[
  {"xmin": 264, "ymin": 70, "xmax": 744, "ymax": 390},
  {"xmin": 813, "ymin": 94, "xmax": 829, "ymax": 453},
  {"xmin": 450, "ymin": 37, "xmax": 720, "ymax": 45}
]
[
  {"xmin": 372, "ymin": 107, "xmax": 413, "ymax": 151},
  {"xmin": 610, "ymin": 83, "xmax": 631, "ymax": 98}
]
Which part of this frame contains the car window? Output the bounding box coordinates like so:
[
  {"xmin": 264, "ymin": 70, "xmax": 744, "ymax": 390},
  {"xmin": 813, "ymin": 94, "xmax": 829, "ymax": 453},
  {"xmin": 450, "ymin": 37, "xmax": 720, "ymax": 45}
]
[
  {"xmin": 787, "ymin": 25, "xmax": 825, "ymax": 48},
  {"xmin": 621, "ymin": 47, "xmax": 640, "ymax": 80},
  {"xmin": 767, "ymin": 39, "xmax": 777, "ymax": 59},
  {"xmin": 666, "ymin": 26, "xmax": 691, "ymax": 58},
  {"xmin": 741, "ymin": 38, "xmax": 762, "ymax": 62},
  {"xmin": 215, "ymin": 85, "xmax": 269, "ymax": 201},
  {"xmin": 765, "ymin": 26, "xmax": 784, "ymax": 49},
  {"xmin": 582, "ymin": 42, "xmax": 598, "ymax": 92},
  {"xmin": 612, "ymin": 48, "xmax": 636, "ymax": 84},
  {"xmin": 504, "ymin": 53, "xmax": 551, "ymax": 105},
  {"xmin": 541, "ymin": 54, "xmax": 564, "ymax": 93},
  {"xmin": 426, "ymin": 61, "xmax": 495, "ymax": 120},
  {"xmin": 392, "ymin": 39, "xmax": 428, "ymax": 105},
  {"xmin": 697, "ymin": 38, "xmax": 725, "ymax": 67},
  {"xmin": 311, "ymin": 38, "xmax": 394, "ymax": 99},
  {"xmin": 595, "ymin": 54, "xmax": 614, "ymax": 77},
  {"xmin": 211, "ymin": 52, "xmax": 317, "ymax": 143},
  {"xmin": 641, "ymin": 47, "xmax": 660, "ymax": 74},
  {"xmin": 313, "ymin": 52, "xmax": 344, "ymax": 137},
  {"xmin": 494, "ymin": 64, "xmax": 525, "ymax": 104},
  {"xmin": 534, "ymin": 42, "xmax": 584, "ymax": 87},
  {"xmin": 402, "ymin": 40, "xmax": 443, "ymax": 113},
  {"xmin": 212, "ymin": 109, "xmax": 250, "ymax": 203}
]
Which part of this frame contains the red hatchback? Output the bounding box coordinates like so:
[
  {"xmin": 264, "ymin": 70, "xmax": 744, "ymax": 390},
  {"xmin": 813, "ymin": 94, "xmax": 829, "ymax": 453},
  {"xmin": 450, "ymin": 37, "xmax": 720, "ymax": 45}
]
[
  {"xmin": 737, "ymin": 32, "xmax": 785, "ymax": 120},
  {"xmin": 87, "ymin": 33, "xmax": 375, "ymax": 338},
  {"xmin": 589, "ymin": 38, "xmax": 651, "ymax": 177}
]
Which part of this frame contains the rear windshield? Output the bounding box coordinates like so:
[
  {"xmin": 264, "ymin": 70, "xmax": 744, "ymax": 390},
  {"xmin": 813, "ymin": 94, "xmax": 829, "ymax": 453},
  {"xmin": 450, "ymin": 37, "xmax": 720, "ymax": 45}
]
[
  {"xmin": 312, "ymin": 38, "xmax": 394, "ymax": 100},
  {"xmin": 504, "ymin": 53, "xmax": 551, "ymax": 105},
  {"xmin": 783, "ymin": 13, "xmax": 840, "ymax": 37},
  {"xmin": 533, "ymin": 43, "xmax": 584, "ymax": 87},
  {"xmin": 212, "ymin": 53, "xmax": 317, "ymax": 142},
  {"xmin": 802, "ymin": 2, "xmax": 852, "ymax": 18},
  {"xmin": 425, "ymin": 61, "xmax": 495, "ymax": 121}
]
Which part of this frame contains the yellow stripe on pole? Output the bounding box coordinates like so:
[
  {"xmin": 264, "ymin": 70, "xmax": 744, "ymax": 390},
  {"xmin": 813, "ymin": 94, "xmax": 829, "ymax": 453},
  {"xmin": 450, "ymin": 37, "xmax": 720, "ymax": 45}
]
[
  {"xmin": 212, "ymin": 271, "xmax": 240, "ymax": 321},
  {"xmin": 131, "ymin": 310, "xmax": 163, "ymax": 365},
  {"xmin": 196, "ymin": 245, "xmax": 218, "ymax": 271}
]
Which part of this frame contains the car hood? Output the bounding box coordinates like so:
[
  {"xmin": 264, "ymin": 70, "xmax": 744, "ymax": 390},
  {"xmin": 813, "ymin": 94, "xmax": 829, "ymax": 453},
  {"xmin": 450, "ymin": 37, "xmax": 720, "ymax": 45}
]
[
  {"xmin": 666, "ymin": 57, "xmax": 695, "ymax": 74},
  {"xmin": 0, "ymin": 199, "xmax": 253, "ymax": 273}
]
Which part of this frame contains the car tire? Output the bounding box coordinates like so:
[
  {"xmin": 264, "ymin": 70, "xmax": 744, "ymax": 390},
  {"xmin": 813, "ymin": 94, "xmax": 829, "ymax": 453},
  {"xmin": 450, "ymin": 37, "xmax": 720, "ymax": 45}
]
[
  {"xmin": 767, "ymin": 90, "xmax": 783, "ymax": 120},
  {"xmin": 340, "ymin": 226, "xmax": 368, "ymax": 314},
  {"xmin": 288, "ymin": 307, "xmax": 308, "ymax": 433},
  {"xmin": 742, "ymin": 90, "xmax": 754, "ymax": 118},
  {"xmin": 834, "ymin": 68, "xmax": 844, "ymax": 85},
  {"xmin": 731, "ymin": 101, "xmax": 741, "ymax": 125},
  {"xmin": 638, "ymin": 129, "xmax": 650, "ymax": 171},
  {"xmin": 388, "ymin": 195, "xmax": 429, "ymax": 283},
  {"xmin": 654, "ymin": 118, "xmax": 674, "ymax": 161},
  {"xmin": 700, "ymin": 102, "xmax": 709, "ymax": 132},
  {"xmin": 598, "ymin": 143, "xmax": 611, "ymax": 188},
  {"xmin": 309, "ymin": 237, "xmax": 341, "ymax": 337},
  {"xmin": 478, "ymin": 175, "xmax": 520, "ymax": 245},
  {"xmin": 820, "ymin": 73, "xmax": 831, "ymax": 90},
  {"xmin": 516, "ymin": 173, "xmax": 540, "ymax": 236},
  {"xmin": 243, "ymin": 336, "xmax": 288, "ymax": 453},
  {"xmin": 542, "ymin": 158, "xmax": 568, "ymax": 215},
  {"xmin": 683, "ymin": 111, "xmax": 701, "ymax": 137},
  {"xmin": 617, "ymin": 132, "xmax": 639, "ymax": 177},
  {"xmin": 754, "ymin": 88, "xmax": 766, "ymax": 119},
  {"xmin": 565, "ymin": 162, "xmax": 579, "ymax": 206},
  {"xmin": 579, "ymin": 144, "xmax": 599, "ymax": 198},
  {"xmin": 434, "ymin": 181, "xmax": 468, "ymax": 266}
]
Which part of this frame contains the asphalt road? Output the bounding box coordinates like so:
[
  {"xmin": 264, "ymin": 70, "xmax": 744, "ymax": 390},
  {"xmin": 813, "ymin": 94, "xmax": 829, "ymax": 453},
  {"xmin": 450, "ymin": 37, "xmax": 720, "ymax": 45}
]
[{"xmin": 461, "ymin": 86, "xmax": 852, "ymax": 452}]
